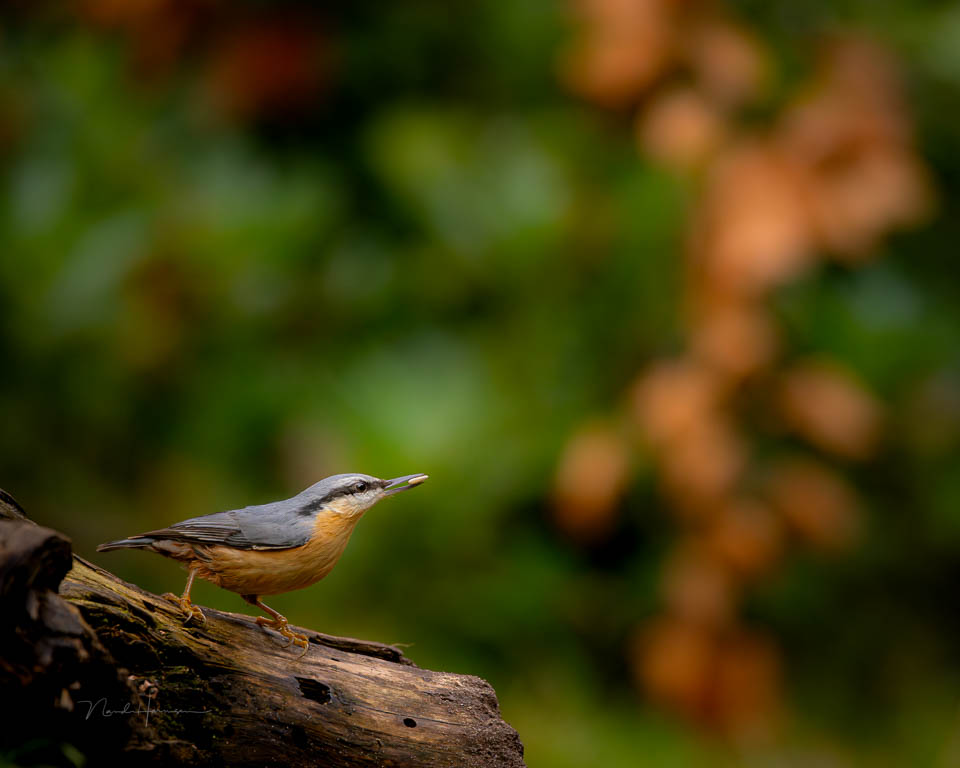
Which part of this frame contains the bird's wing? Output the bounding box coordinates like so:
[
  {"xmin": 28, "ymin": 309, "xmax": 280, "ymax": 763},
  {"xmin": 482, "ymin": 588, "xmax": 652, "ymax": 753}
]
[
  {"xmin": 141, "ymin": 500, "xmax": 315, "ymax": 551},
  {"xmin": 228, "ymin": 500, "xmax": 318, "ymax": 549},
  {"xmin": 138, "ymin": 510, "xmax": 256, "ymax": 548}
]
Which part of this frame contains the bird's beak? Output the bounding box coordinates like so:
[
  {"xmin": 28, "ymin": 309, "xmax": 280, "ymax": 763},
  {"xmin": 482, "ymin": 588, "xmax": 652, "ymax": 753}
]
[{"xmin": 383, "ymin": 474, "xmax": 429, "ymax": 495}]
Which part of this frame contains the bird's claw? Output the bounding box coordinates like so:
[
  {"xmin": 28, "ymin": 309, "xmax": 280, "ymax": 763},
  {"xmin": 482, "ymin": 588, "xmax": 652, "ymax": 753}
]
[
  {"xmin": 162, "ymin": 592, "xmax": 205, "ymax": 625},
  {"xmin": 256, "ymin": 615, "xmax": 310, "ymax": 656}
]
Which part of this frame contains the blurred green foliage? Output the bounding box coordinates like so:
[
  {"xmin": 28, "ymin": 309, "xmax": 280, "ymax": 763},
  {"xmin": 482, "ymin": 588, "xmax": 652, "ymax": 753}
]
[{"xmin": 2, "ymin": 2, "xmax": 960, "ymax": 766}]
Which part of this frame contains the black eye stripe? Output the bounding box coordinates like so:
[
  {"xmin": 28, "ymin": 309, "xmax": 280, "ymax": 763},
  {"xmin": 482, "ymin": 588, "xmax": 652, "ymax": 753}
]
[{"xmin": 311, "ymin": 479, "xmax": 375, "ymax": 507}]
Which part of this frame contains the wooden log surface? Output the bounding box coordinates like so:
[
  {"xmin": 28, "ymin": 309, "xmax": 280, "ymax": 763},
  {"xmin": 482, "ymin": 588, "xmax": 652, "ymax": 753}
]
[{"xmin": 0, "ymin": 489, "xmax": 526, "ymax": 767}]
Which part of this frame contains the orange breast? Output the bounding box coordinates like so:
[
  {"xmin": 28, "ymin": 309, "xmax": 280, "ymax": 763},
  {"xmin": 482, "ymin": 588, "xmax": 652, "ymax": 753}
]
[{"xmin": 192, "ymin": 513, "xmax": 361, "ymax": 596}]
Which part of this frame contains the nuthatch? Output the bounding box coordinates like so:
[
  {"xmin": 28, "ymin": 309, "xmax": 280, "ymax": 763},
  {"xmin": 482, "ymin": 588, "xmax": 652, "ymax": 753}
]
[{"xmin": 97, "ymin": 472, "xmax": 428, "ymax": 652}]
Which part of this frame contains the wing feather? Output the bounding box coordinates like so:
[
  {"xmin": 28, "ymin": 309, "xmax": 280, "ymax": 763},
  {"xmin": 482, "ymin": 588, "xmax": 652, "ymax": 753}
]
[{"xmin": 140, "ymin": 500, "xmax": 314, "ymax": 550}]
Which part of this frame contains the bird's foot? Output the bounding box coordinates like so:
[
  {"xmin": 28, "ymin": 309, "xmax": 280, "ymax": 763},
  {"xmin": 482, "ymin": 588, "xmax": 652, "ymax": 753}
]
[
  {"xmin": 256, "ymin": 615, "xmax": 310, "ymax": 656},
  {"xmin": 162, "ymin": 592, "xmax": 205, "ymax": 625}
]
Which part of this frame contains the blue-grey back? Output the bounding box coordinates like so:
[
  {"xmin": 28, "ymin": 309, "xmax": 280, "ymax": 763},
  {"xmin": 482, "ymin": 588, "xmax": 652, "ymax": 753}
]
[
  {"xmin": 226, "ymin": 498, "xmax": 318, "ymax": 549},
  {"xmin": 141, "ymin": 473, "xmax": 379, "ymax": 550},
  {"xmin": 150, "ymin": 497, "xmax": 316, "ymax": 550}
]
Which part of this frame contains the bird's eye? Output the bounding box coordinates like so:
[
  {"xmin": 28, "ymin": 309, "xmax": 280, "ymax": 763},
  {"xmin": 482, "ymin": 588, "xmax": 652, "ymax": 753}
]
[{"xmin": 355, "ymin": 481, "xmax": 368, "ymax": 493}]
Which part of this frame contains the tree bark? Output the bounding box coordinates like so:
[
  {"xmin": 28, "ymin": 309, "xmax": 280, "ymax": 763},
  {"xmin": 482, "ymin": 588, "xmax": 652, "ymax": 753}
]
[{"xmin": 0, "ymin": 489, "xmax": 525, "ymax": 767}]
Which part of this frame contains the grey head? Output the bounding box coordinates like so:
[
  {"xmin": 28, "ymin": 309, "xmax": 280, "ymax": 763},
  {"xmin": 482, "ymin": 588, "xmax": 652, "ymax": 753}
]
[
  {"xmin": 228, "ymin": 472, "xmax": 429, "ymax": 549},
  {"xmin": 230, "ymin": 472, "xmax": 429, "ymax": 548},
  {"xmin": 294, "ymin": 472, "xmax": 429, "ymax": 517}
]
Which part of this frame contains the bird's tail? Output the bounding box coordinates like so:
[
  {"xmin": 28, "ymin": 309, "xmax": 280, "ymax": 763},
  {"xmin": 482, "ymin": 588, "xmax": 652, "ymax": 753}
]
[{"xmin": 96, "ymin": 536, "xmax": 155, "ymax": 552}]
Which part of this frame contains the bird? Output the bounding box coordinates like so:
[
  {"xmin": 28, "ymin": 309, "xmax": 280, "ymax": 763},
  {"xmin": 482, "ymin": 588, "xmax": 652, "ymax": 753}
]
[{"xmin": 97, "ymin": 472, "xmax": 428, "ymax": 652}]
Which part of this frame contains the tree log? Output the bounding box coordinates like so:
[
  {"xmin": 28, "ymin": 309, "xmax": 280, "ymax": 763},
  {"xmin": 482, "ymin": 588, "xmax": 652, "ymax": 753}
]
[{"xmin": 0, "ymin": 489, "xmax": 525, "ymax": 767}]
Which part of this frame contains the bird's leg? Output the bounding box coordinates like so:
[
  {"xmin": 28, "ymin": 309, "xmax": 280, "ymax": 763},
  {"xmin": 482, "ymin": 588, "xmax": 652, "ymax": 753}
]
[
  {"xmin": 242, "ymin": 594, "xmax": 310, "ymax": 655},
  {"xmin": 162, "ymin": 568, "xmax": 205, "ymax": 625}
]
